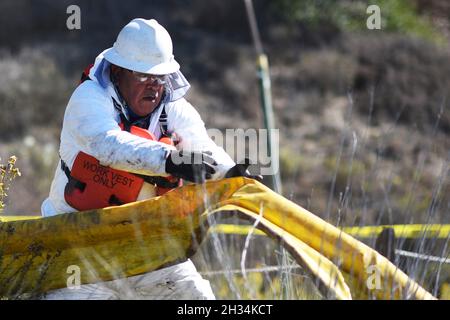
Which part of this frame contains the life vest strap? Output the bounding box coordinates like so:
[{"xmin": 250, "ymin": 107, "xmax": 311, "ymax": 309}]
[
  {"xmin": 60, "ymin": 159, "xmax": 86, "ymax": 191},
  {"xmin": 159, "ymin": 105, "xmax": 168, "ymax": 136},
  {"xmin": 134, "ymin": 174, "xmax": 180, "ymax": 188}
]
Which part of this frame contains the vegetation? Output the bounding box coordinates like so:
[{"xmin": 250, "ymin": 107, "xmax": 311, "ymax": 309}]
[
  {"xmin": 0, "ymin": 156, "xmax": 21, "ymax": 211},
  {"xmin": 272, "ymin": 0, "xmax": 446, "ymax": 45}
]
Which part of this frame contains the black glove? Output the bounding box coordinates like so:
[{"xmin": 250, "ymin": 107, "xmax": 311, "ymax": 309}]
[
  {"xmin": 165, "ymin": 150, "xmax": 216, "ymax": 183},
  {"xmin": 225, "ymin": 159, "xmax": 263, "ymax": 182}
]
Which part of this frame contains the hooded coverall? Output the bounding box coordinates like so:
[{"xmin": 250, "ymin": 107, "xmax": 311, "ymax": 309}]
[{"xmin": 40, "ymin": 50, "xmax": 235, "ymax": 299}]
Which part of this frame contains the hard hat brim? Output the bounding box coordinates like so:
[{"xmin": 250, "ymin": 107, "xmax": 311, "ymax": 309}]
[{"xmin": 103, "ymin": 47, "xmax": 180, "ymax": 75}]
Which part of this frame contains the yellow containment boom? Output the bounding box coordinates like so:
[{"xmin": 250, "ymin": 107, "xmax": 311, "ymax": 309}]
[
  {"xmin": 209, "ymin": 224, "xmax": 450, "ymax": 239},
  {"xmin": 0, "ymin": 177, "xmax": 436, "ymax": 300}
]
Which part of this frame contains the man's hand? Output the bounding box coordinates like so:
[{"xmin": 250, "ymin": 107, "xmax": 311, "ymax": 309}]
[
  {"xmin": 225, "ymin": 159, "xmax": 263, "ymax": 182},
  {"xmin": 165, "ymin": 150, "xmax": 216, "ymax": 183}
]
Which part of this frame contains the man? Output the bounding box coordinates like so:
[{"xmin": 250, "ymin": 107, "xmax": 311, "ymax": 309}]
[{"xmin": 41, "ymin": 18, "xmax": 255, "ymax": 299}]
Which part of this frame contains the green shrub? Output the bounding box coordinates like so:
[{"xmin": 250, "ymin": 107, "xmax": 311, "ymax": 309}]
[{"xmin": 271, "ymin": 0, "xmax": 446, "ymax": 45}]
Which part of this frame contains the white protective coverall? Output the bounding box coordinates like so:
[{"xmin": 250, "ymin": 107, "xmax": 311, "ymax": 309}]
[{"xmin": 40, "ymin": 51, "xmax": 235, "ymax": 299}]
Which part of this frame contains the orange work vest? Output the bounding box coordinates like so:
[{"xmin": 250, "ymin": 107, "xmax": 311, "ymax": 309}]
[{"xmin": 63, "ymin": 123, "xmax": 181, "ymax": 211}]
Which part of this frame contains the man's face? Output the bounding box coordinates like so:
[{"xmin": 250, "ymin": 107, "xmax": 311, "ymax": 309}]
[{"xmin": 111, "ymin": 65, "xmax": 165, "ymax": 117}]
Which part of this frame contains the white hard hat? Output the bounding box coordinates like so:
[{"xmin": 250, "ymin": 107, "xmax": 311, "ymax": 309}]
[{"xmin": 104, "ymin": 18, "xmax": 180, "ymax": 75}]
